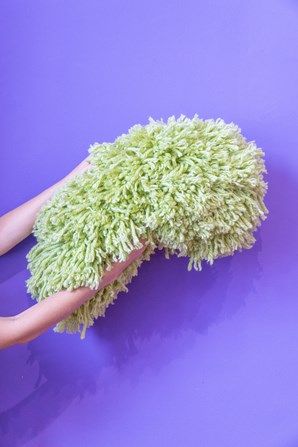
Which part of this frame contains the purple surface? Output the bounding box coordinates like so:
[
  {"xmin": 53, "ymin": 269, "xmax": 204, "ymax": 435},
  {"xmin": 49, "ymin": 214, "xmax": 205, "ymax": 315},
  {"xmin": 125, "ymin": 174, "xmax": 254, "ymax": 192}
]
[{"xmin": 0, "ymin": 1, "xmax": 297, "ymax": 446}]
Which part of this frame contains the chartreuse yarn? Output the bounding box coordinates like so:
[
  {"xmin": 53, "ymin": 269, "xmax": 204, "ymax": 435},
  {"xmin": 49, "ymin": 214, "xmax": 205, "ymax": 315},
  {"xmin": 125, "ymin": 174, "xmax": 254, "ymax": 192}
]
[{"xmin": 25, "ymin": 114, "xmax": 269, "ymax": 339}]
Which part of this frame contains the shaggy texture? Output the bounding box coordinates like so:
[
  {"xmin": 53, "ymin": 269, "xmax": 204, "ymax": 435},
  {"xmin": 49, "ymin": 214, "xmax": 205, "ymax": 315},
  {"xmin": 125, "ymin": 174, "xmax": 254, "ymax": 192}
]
[{"xmin": 25, "ymin": 114, "xmax": 269, "ymax": 339}]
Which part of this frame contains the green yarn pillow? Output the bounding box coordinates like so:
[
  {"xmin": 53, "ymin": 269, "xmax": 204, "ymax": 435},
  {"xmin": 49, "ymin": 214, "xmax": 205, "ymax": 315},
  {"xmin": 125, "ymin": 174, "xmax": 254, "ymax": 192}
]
[{"xmin": 25, "ymin": 114, "xmax": 269, "ymax": 339}]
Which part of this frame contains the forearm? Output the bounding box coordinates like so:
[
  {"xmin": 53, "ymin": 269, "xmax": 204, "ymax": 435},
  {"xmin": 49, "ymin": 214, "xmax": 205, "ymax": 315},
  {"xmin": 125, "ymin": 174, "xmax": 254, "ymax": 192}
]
[
  {"xmin": 0, "ymin": 157, "xmax": 91, "ymax": 256},
  {"xmin": 0, "ymin": 287, "xmax": 96, "ymax": 350},
  {"xmin": 0, "ymin": 178, "xmax": 66, "ymax": 255},
  {"xmin": 0, "ymin": 240, "xmax": 147, "ymax": 349},
  {"xmin": 0, "ymin": 267, "xmax": 121, "ymax": 349},
  {"xmin": 14, "ymin": 285, "xmax": 101, "ymax": 345}
]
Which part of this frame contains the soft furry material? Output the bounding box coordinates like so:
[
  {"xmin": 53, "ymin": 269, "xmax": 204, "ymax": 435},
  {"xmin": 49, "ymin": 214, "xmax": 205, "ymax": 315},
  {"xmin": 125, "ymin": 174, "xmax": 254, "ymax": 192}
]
[{"xmin": 25, "ymin": 114, "xmax": 269, "ymax": 339}]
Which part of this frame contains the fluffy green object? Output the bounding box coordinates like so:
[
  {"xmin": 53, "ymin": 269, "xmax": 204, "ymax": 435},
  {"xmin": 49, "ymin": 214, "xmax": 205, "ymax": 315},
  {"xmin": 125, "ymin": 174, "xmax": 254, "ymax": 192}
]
[{"xmin": 25, "ymin": 114, "xmax": 269, "ymax": 339}]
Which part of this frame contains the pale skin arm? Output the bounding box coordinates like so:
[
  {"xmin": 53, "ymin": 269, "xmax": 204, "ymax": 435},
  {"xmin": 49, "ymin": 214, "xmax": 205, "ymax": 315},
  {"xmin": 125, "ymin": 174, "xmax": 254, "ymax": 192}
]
[
  {"xmin": 0, "ymin": 157, "xmax": 92, "ymax": 256},
  {"xmin": 0, "ymin": 157, "xmax": 147, "ymax": 350}
]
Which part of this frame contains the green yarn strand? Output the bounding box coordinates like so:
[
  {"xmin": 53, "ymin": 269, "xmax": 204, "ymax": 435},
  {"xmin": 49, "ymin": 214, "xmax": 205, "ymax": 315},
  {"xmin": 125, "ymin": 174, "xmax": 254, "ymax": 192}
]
[{"xmin": 25, "ymin": 114, "xmax": 269, "ymax": 339}]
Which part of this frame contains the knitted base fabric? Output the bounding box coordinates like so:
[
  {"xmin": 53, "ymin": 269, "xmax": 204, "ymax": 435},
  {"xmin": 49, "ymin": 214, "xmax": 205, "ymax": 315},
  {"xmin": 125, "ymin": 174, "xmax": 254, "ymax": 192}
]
[{"xmin": 25, "ymin": 114, "xmax": 269, "ymax": 339}]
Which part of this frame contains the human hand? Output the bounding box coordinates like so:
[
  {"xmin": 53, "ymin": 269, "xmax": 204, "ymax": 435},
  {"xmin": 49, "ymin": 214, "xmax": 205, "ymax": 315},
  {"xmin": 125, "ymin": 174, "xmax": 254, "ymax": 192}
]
[
  {"xmin": 64, "ymin": 157, "xmax": 94, "ymax": 181},
  {"xmin": 98, "ymin": 238, "xmax": 147, "ymax": 290}
]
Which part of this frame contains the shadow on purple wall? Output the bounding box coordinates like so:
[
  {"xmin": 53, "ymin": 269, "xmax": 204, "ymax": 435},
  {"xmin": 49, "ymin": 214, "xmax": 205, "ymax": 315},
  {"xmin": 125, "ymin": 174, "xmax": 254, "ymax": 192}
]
[{"xmin": 1, "ymin": 159, "xmax": 293, "ymax": 447}]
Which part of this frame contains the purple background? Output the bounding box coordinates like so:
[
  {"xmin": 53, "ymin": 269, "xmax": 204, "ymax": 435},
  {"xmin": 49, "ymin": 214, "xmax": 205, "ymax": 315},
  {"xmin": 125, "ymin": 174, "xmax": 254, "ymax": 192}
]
[{"xmin": 0, "ymin": 1, "xmax": 297, "ymax": 446}]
